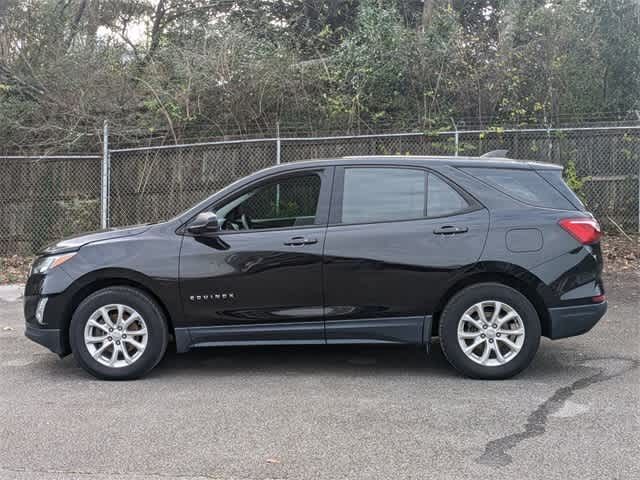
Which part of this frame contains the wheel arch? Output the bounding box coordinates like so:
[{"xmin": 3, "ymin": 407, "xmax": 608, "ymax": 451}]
[
  {"xmin": 432, "ymin": 262, "xmax": 553, "ymax": 338},
  {"xmin": 59, "ymin": 268, "xmax": 178, "ymax": 353}
]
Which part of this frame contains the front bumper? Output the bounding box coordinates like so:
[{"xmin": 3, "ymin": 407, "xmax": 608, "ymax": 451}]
[
  {"xmin": 24, "ymin": 289, "xmax": 71, "ymax": 356},
  {"xmin": 25, "ymin": 324, "xmax": 68, "ymax": 356},
  {"xmin": 547, "ymin": 301, "xmax": 607, "ymax": 339}
]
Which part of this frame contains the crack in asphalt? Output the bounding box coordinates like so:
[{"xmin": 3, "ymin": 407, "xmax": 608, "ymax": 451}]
[{"xmin": 476, "ymin": 356, "xmax": 640, "ymax": 467}]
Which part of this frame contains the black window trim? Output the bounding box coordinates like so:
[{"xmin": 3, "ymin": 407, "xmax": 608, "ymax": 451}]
[
  {"xmin": 179, "ymin": 166, "xmax": 335, "ymax": 236},
  {"xmin": 328, "ymin": 164, "xmax": 483, "ymax": 227}
]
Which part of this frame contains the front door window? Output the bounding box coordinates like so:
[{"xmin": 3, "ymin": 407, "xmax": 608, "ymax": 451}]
[{"xmin": 216, "ymin": 174, "xmax": 321, "ymax": 231}]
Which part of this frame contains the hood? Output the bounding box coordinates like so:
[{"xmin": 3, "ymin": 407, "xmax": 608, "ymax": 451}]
[{"xmin": 40, "ymin": 225, "xmax": 152, "ymax": 255}]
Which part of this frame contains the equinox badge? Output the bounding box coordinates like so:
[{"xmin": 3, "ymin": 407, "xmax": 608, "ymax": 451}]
[{"xmin": 189, "ymin": 293, "xmax": 235, "ymax": 301}]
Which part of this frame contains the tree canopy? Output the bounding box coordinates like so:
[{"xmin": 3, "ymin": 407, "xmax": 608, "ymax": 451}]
[{"xmin": 0, "ymin": 0, "xmax": 638, "ymax": 152}]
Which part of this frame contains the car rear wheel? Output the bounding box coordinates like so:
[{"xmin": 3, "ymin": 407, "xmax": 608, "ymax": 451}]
[
  {"xmin": 69, "ymin": 286, "xmax": 168, "ymax": 380},
  {"xmin": 439, "ymin": 283, "xmax": 541, "ymax": 380}
]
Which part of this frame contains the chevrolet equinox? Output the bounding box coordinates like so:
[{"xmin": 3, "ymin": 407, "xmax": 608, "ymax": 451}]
[{"xmin": 24, "ymin": 155, "xmax": 607, "ymax": 380}]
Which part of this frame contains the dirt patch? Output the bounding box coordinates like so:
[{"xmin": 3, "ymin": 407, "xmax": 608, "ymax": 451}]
[
  {"xmin": 601, "ymin": 234, "xmax": 639, "ymax": 273},
  {"xmin": 0, "ymin": 256, "xmax": 33, "ymax": 284}
]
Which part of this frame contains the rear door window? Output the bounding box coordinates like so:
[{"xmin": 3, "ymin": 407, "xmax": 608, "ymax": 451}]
[
  {"xmin": 461, "ymin": 167, "xmax": 574, "ymax": 209},
  {"xmin": 337, "ymin": 167, "xmax": 472, "ymax": 224},
  {"xmin": 341, "ymin": 168, "xmax": 426, "ymax": 223}
]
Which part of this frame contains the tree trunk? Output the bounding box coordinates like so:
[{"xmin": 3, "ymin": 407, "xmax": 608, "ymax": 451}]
[
  {"xmin": 66, "ymin": 0, "xmax": 88, "ymax": 49},
  {"xmin": 423, "ymin": 0, "xmax": 435, "ymax": 31},
  {"xmin": 497, "ymin": 0, "xmax": 517, "ymax": 52},
  {"xmin": 147, "ymin": 0, "xmax": 166, "ymax": 62}
]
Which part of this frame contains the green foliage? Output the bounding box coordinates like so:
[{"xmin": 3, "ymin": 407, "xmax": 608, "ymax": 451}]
[
  {"xmin": 0, "ymin": 0, "xmax": 638, "ymax": 152},
  {"xmin": 329, "ymin": 0, "xmax": 413, "ymax": 126},
  {"xmin": 563, "ymin": 159, "xmax": 588, "ymax": 202}
]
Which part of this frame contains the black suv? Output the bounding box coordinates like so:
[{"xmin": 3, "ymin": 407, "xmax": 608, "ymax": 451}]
[{"xmin": 24, "ymin": 155, "xmax": 606, "ymax": 380}]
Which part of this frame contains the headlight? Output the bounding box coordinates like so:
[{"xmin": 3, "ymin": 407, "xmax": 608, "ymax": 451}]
[{"xmin": 30, "ymin": 252, "xmax": 77, "ymax": 275}]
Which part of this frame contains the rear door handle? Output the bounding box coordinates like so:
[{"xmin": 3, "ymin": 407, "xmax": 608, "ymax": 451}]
[
  {"xmin": 284, "ymin": 236, "xmax": 318, "ymax": 246},
  {"xmin": 433, "ymin": 225, "xmax": 469, "ymax": 235}
]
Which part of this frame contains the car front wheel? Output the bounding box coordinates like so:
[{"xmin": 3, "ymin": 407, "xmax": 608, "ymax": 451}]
[
  {"xmin": 69, "ymin": 286, "xmax": 168, "ymax": 380},
  {"xmin": 439, "ymin": 283, "xmax": 541, "ymax": 380}
]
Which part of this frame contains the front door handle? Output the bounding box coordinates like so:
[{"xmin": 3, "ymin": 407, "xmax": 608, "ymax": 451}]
[
  {"xmin": 284, "ymin": 236, "xmax": 318, "ymax": 246},
  {"xmin": 433, "ymin": 225, "xmax": 469, "ymax": 235}
]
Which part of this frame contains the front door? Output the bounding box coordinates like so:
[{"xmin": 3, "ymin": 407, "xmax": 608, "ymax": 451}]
[
  {"xmin": 323, "ymin": 165, "xmax": 489, "ymax": 344},
  {"xmin": 179, "ymin": 167, "xmax": 333, "ymax": 346}
]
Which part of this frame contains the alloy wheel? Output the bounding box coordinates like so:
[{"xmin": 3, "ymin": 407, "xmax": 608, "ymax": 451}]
[
  {"xmin": 457, "ymin": 300, "xmax": 526, "ymax": 367},
  {"xmin": 84, "ymin": 304, "xmax": 148, "ymax": 368}
]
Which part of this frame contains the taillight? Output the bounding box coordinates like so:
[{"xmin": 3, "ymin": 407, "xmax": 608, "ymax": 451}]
[{"xmin": 559, "ymin": 218, "xmax": 602, "ymax": 244}]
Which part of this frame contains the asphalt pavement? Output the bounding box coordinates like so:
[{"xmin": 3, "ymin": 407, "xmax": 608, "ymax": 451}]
[{"xmin": 1, "ymin": 272, "xmax": 638, "ymax": 480}]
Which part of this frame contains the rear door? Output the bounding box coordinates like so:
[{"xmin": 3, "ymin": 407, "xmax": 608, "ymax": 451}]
[{"xmin": 323, "ymin": 165, "xmax": 489, "ymax": 344}]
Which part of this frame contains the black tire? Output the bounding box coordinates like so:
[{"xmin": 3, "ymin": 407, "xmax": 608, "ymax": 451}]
[
  {"xmin": 439, "ymin": 283, "xmax": 541, "ymax": 380},
  {"xmin": 69, "ymin": 286, "xmax": 168, "ymax": 380}
]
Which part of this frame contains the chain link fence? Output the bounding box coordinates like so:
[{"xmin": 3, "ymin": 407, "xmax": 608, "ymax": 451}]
[
  {"xmin": 108, "ymin": 139, "xmax": 276, "ymax": 228},
  {"xmin": 0, "ymin": 155, "xmax": 101, "ymax": 255},
  {"xmin": 1, "ymin": 125, "xmax": 639, "ymax": 255}
]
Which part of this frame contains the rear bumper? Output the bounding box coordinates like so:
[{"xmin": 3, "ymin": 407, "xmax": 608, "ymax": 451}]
[
  {"xmin": 25, "ymin": 324, "xmax": 68, "ymax": 356},
  {"xmin": 547, "ymin": 301, "xmax": 607, "ymax": 339}
]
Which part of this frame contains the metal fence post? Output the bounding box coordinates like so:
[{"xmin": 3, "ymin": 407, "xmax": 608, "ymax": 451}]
[
  {"xmin": 451, "ymin": 119, "xmax": 459, "ymax": 157},
  {"xmin": 101, "ymin": 120, "xmax": 110, "ymax": 229},
  {"xmin": 275, "ymin": 122, "xmax": 281, "ymax": 166},
  {"xmin": 454, "ymin": 129, "xmax": 459, "ymax": 157},
  {"xmin": 275, "ymin": 122, "xmax": 281, "ymax": 214}
]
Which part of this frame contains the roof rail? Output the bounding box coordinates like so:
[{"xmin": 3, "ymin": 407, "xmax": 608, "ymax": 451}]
[{"xmin": 480, "ymin": 149, "xmax": 509, "ymax": 158}]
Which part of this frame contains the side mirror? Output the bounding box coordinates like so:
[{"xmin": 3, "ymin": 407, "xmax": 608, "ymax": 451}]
[{"xmin": 187, "ymin": 212, "xmax": 220, "ymax": 235}]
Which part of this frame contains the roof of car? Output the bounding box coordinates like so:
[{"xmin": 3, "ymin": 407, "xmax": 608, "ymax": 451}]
[{"xmin": 275, "ymin": 155, "xmax": 563, "ymax": 171}]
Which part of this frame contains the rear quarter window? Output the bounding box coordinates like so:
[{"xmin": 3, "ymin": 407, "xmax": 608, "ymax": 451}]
[
  {"xmin": 537, "ymin": 170, "xmax": 585, "ymax": 210},
  {"xmin": 461, "ymin": 167, "xmax": 575, "ymax": 210}
]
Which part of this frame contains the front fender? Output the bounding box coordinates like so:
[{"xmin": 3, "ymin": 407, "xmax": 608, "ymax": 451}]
[{"xmin": 33, "ymin": 267, "xmax": 183, "ymax": 333}]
